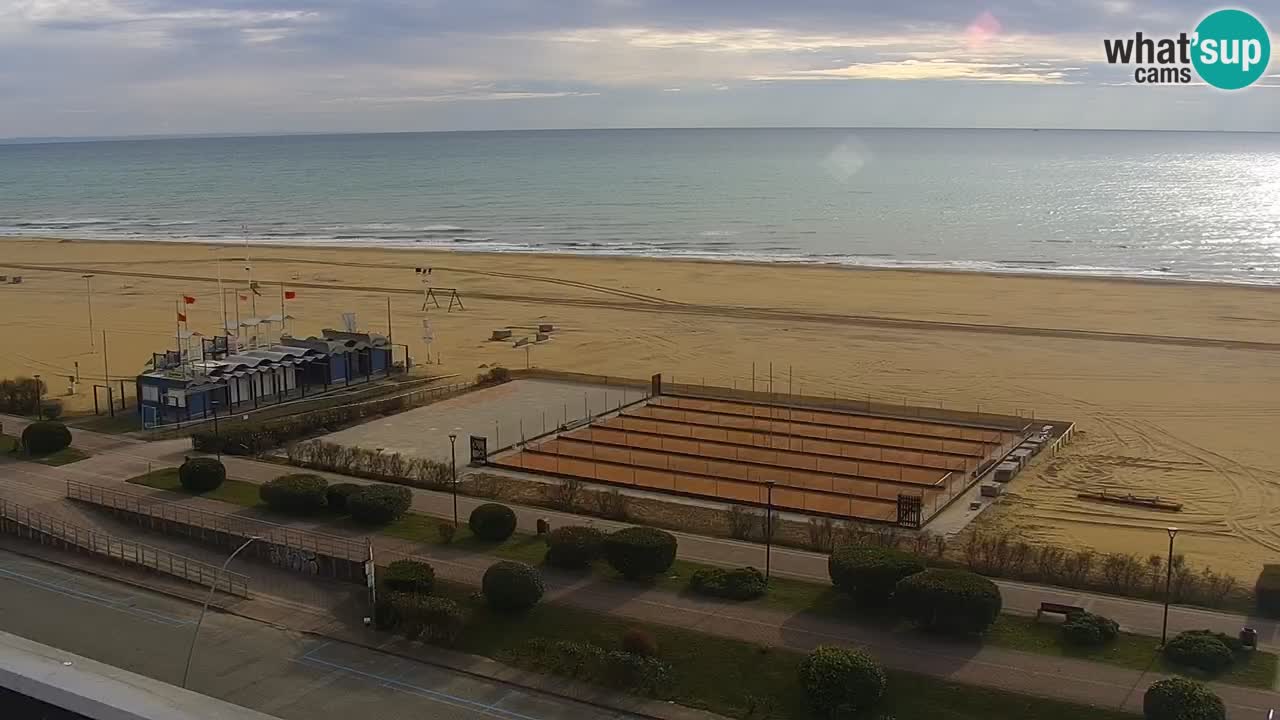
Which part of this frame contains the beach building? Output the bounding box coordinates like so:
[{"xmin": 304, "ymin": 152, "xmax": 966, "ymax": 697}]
[{"xmin": 136, "ymin": 329, "xmax": 393, "ymax": 427}]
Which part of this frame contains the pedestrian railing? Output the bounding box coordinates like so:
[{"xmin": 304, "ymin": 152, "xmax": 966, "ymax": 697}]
[{"xmin": 0, "ymin": 498, "xmax": 249, "ymax": 597}]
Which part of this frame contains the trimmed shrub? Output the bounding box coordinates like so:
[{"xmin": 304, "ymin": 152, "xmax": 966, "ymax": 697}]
[
  {"xmin": 177, "ymin": 456, "xmax": 225, "ymax": 493},
  {"xmin": 325, "ymin": 482, "xmax": 362, "ymax": 513},
  {"xmin": 482, "ymin": 561, "xmax": 544, "ymax": 612},
  {"xmin": 828, "ymin": 545, "xmax": 925, "ymax": 605},
  {"xmin": 383, "ymin": 559, "xmax": 435, "ymax": 595},
  {"xmin": 545, "ymin": 525, "xmax": 605, "ymax": 570},
  {"xmin": 1163, "ymin": 630, "xmax": 1236, "ymax": 673},
  {"xmin": 1062, "ymin": 611, "xmax": 1120, "ymax": 647},
  {"xmin": 375, "ymin": 593, "xmax": 465, "ymax": 646},
  {"xmin": 469, "ymin": 503, "xmax": 517, "ymax": 542},
  {"xmin": 798, "ymin": 645, "xmax": 888, "ymax": 718},
  {"xmin": 893, "ymin": 568, "xmax": 1002, "ymax": 635},
  {"xmin": 621, "ymin": 628, "xmax": 659, "ymax": 657},
  {"xmin": 21, "ymin": 421, "xmax": 72, "ymax": 456},
  {"xmin": 40, "ymin": 400, "xmax": 64, "ymax": 420},
  {"xmin": 1143, "ymin": 677, "xmax": 1225, "ymax": 720},
  {"xmin": 524, "ymin": 640, "xmax": 672, "ymax": 695},
  {"xmin": 688, "ymin": 566, "xmax": 767, "ymax": 601},
  {"xmin": 259, "ymin": 474, "xmax": 328, "ymax": 514},
  {"xmin": 347, "ymin": 483, "xmax": 412, "ymax": 524},
  {"xmin": 1256, "ymin": 564, "xmax": 1280, "ymax": 618},
  {"xmin": 603, "ymin": 527, "xmax": 677, "ymax": 581}
]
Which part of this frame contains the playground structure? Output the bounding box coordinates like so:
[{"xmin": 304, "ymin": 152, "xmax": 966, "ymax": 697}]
[{"xmin": 489, "ymin": 376, "xmax": 1052, "ymax": 529}]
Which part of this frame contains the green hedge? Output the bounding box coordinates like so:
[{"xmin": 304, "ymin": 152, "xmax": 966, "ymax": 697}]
[
  {"xmin": 1061, "ymin": 611, "xmax": 1120, "ymax": 647},
  {"xmin": 178, "ymin": 456, "xmax": 225, "ymax": 492},
  {"xmin": 688, "ymin": 566, "xmax": 767, "ymax": 601},
  {"xmin": 798, "ymin": 645, "xmax": 887, "ymax": 718},
  {"xmin": 1142, "ymin": 678, "xmax": 1224, "ymax": 720},
  {"xmin": 0, "ymin": 377, "xmax": 44, "ymax": 415},
  {"xmin": 325, "ymin": 482, "xmax": 362, "ymax": 513},
  {"xmin": 375, "ymin": 593, "xmax": 465, "ymax": 646},
  {"xmin": 603, "ymin": 527, "xmax": 677, "ymax": 581},
  {"xmin": 468, "ymin": 503, "xmax": 517, "ymax": 542},
  {"xmin": 520, "ymin": 639, "xmax": 672, "ymax": 696},
  {"xmin": 1163, "ymin": 630, "xmax": 1237, "ymax": 672},
  {"xmin": 347, "ymin": 484, "xmax": 412, "ymax": 524},
  {"xmin": 21, "ymin": 421, "xmax": 72, "ymax": 456},
  {"xmin": 259, "ymin": 474, "xmax": 328, "ymax": 514},
  {"xmin": 383, "ymin": 559, "xmax": 435, "ymax": 595},
  {"xmin": 893, "ymin": 568, "xmax": 1002, "ymax": 635},
  {"xmin": 828, "ymin": 545, "xmax": 925, "ymax": 606},
  {"xmin": 544, "ymin": 525, "xmax": 605, "ymax": 570},
  {"xmin": 482, "ymin": 561, "xmax": 544, "ymax": 613}
]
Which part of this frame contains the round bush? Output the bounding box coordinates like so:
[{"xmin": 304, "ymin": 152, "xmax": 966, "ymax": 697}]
[
  {"xmin": 1062, "ymin": 611, "xmax": 1120, "ymax": 647},
  {"xmin": 177, "ymin": 456, "xmax": 225, "ymax": 493},
  {"xmin": 828, "ymin": 545, "xmax": 926, "ymax": 606},
  {"xmin": 1163, "ymin": 631, "xmax": 1235, "ymax": 673},
  {"xmin": 482, "ymin": 561, "xmax": 545, "ymax": 613},
  {"xmin": 603, "ymin": 527, "xmax": 678, "ymax": 581},
  {"xmin": 21, "ymin": 421, "xmax": 72, "ymax": 457},
  {"xmin": 347, "ymin": 484, "xmax": 413, "ymax": 524},
  {"xmin": 545, "ymin": 525, "xmax": 605, "ymax": 569},
  {"xmin": 621, "ymin": 628, "xmax": 659, "ymax": 657},
  {"xmin": 259, "ymin": 474, "xmax": 328, "ymax": 514},
  {"xmin": 798, "ymin": 645, "xmax": 888, "ymax": 718},
  {"xmin": 325, "ymin": 482, "xmax": 362, "ymax": 513},
  {"xmin": 689, "ymin": 566, "xmax": 767, "ymax": 601},
  {"xmin": 469, "ymin": 503, "xmax": 517, "ymax": 542},
  {"xmin": 40, "ymin": 400, "xmax": 64, "ymax": 420},
  {"xmin": 1143, "ymin": 677, "xmax": 1225, "ymax": 720},
  {"xmin": 383, "ymin": 559, "xmax": 435, "ymax": 595},
  {"xmin": 893, "ymin": 568, "xmax": 1003, "ymax": 635}
]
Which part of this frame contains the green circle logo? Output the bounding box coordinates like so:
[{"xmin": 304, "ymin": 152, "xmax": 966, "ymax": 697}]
[{"xmin": 1192, "ymin": 9, "xmax": 1271, "ymax": 90}]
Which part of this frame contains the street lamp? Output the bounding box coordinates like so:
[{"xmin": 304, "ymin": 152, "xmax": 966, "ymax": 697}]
[
  {"xmin": 448, "ymin": 433, "xmax": 458, "ymax": 527},
  {"xmin": 82, "ymin": 274, "xmax": 95, "ymax": 349},
  {"xmin": 182, "ymin": 535, "xmax": 261, "ymax": 688},
  {"xmin": 1161, "ymin": 526, "xmax": 1179, "ymax": 645},
  {"xmin": 32, "ymin": 374, "xmax": 42, "ymax": 419},
  {"xmin": 764, "ymin": 481, "xmax": 776, "ymax": 582}
]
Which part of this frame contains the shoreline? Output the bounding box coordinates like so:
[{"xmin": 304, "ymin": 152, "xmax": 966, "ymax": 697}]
[{"xmin": 10, "ymin": 234, "xmax": 1280, "ymax": 293}]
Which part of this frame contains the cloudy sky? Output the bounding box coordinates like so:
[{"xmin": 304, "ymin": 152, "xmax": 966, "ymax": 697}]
[{"xmin": 2, "ymin": 0, "xmax": 1278, "ymax": 137}]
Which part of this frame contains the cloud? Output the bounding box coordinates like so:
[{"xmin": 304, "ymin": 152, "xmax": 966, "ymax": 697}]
[{"xmin": 757, "ymin": 59, "xmax": 1074, "ymax": 84}]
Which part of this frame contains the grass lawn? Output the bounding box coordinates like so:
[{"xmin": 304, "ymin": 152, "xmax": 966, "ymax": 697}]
[
  {"xmin": 122, "ymin": 468, "xmax": 1278, "ymax": 690},
  {"xmin": 431, "ymin": 580, "xmax": 1134, "ymax": 720},
  {"xmin": 1, "ymin": 433, "xmax": 91, "ymax": 466},
  {"xmin": 68, "ymin": 413, "xmax": 140, "ymax": 434}
]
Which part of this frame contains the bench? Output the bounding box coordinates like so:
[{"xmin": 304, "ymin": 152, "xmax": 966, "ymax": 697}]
[{"xmin": 1036, "ymin": 602, "xmax": 1084, "ymax": 620}]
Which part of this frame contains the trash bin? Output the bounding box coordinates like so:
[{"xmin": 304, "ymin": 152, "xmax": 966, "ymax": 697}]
[
  {"xmin": 1240, "ymin": 627, "xmax": 1258, "ymax": 650},
  {"xmin": 536, "ymin": 518, "xmax": 550, "ymax": 535}
]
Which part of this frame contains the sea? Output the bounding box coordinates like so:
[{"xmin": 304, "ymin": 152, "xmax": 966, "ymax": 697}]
[{"xmin": 2, "ymin": 128, "xmax": 1278, "ymax": 284}]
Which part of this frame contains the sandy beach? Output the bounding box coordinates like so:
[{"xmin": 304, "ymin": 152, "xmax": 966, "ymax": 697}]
[{"xmin": 1, "ymin": 236, "xmax": 1278, "ymax": 580}]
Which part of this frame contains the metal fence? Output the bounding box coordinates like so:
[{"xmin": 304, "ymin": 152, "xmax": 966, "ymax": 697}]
[
  {"xmin": 65, "ymin": 480, "xmax": 369, "ymax": 566},
  {"xmin": 0, "ymin": 498, "xmax": 249, "ymax": 597}
]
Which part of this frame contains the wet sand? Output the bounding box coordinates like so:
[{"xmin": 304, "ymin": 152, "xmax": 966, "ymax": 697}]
[{"xmin": 1, "ymin": 236, "xmax": 1278, "ymax": 580}]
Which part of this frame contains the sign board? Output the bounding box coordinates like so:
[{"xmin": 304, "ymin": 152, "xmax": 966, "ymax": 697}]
[
  {"xmin": 341, "ymin": 312, "xmax": 358, "ymax": 332},
  {"xmin": 364, "ymin": 559, "xmax": 375, "ymax": 589},
  {"xmin": 421, "ymin": 318, "xmax": 434, "ymax": 343},
  {"xmin": 470, "ymin": 435, "xmax": 488, "ymax": 465}
]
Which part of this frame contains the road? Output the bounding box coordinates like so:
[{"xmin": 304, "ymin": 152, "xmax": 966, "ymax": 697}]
[{"xmin": 0, "ymin": 549, "xmax": 631, "ymax": 720}]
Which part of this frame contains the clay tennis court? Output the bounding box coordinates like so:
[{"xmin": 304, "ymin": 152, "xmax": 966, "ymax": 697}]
[{"xmin": 493, "ymin": 392, "xmax": 1030, "ymax": 527}]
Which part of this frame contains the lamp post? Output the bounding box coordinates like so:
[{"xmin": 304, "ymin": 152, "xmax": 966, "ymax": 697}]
[
  {"xmin": 32, "ymin": 374, "xmax": 42, "ymax": 419},
  {"xmin": 449, "ymin": 433, "xmax": 458, "ymax": 527},
  {"xmin": 83, "ymin": 274, "xmax": 95, "ymax": 349},
  {"xmin": 764, "ymin": 481, "xmax": 776, "ymax": 582},
  {"xmin": 210, "ymin": 386, "xmax": 222, "ymax": 459},
  {"xmin": 182, "ymin": 535, "xmax": 261, "ymax": 689},
  {"xmin": 1161, "ymin": 526, "xmax": 1179, "ymax": 645}
]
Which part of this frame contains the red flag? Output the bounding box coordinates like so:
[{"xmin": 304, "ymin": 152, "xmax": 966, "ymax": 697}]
[
  {"xmin": 239, "ymin": 294, "xmax": 248, "ymax": 301},
  {"xmin": 182, "ymin": 295, "xmax": 196, "ymax": 304},
  {"xmin": 177, "ymin": 312, "xmax": 187, "ymax": 322},
  {"xmin": 284, "ymin": 290, "xmax": 297, "ymax": 300}
]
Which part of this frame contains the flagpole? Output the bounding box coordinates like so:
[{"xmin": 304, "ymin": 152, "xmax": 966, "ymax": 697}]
[
  {"xmin": 216, "ymin": 252, "xmax": 227, "ymax": 335},
  {"xmin": 280, "ymin": 283, "xmax": 286, "ymax": 341},
  {"xmin": 175, "ymin": 299, "xmax": 182, "ymax": 377}
]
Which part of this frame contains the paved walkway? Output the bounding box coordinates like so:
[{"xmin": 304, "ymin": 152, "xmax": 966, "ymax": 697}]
[{"xmin": 3, "ymin": 416, "xmax": 1280, "ymax": 718}]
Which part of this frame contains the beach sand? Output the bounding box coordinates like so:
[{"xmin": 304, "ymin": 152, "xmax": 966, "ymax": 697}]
[{"xmin": 1, "ymin": 237, "xmax": 1278, "ymax": 580}]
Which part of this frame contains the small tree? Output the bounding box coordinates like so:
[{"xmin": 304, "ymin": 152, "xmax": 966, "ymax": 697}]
[
  {"xmin": 828, "ymin": 545, "xmax": 925, "ymax": 606},
  {"xmin": 482, "ymin": 561, "xmax": 544, "ymax": 613},
  {"xmin": 545, "ymin": 525, "xmax": 605, "ymax": 570},
  {"xmin": 603, "ymin": 527, "xmax": 677, "ymax": 581},
  {"xmin": 178, "ymin": 456, "xmax": 225, "ymax": 493},
  {"xmin": 259, "ymin": 474, "xmax": 328, "ymax": 514},
  {"xmin": 1143, "ymin": 678, "xmax": 1225, "ymax": 720},
  {"xmin": 21, "ymin": 421, "xmax": 72, "ymax": 456},
  {"xmin": 383, "ymin": 559, "xmax": 435, "ymax": 595},
  {"xmin": 893, "ymin": 568, "xmax": 1002, "ymax": 635},
  {"xmin": 798, "ymin": 645, "xmax": 887, "ymax": 718},
  {"xmin": 469, "ymin": 503, "xmax": 517, "ymax": 542},
  {"xmin": 347, "ymin": 484, "xmax": 412, "ymax": 524}
]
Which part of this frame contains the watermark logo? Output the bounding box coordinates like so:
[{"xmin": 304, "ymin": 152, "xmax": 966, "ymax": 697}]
[{"xmin": 1103, "ymin": 8, "xmax": 1271, "ymax": 89}]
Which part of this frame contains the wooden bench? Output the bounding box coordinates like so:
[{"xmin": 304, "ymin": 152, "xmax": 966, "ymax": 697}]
[{"xmin": 1036, "ymin": 601, "xmax": 1084, "ymax": 620}]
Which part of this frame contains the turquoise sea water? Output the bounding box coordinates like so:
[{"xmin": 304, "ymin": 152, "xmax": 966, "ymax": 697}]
[{"xmin": 2, "ymin": 128, "xmax": 1278, "ymax": 283}]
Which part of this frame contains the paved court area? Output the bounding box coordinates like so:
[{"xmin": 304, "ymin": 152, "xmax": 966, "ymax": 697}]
[{"xmin": 319, "ymin": 379, "xmax": 639, "ymax": 462}]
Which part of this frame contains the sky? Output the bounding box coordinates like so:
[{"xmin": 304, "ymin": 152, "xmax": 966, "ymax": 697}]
[{"xmin": 2, "ymin": 0, "xmax": 1279, "ymax": 137}]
